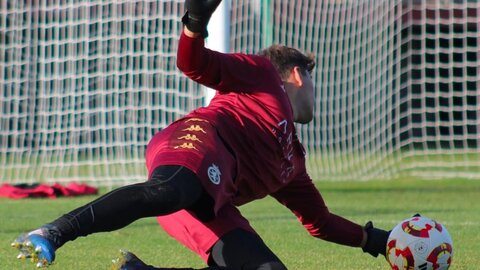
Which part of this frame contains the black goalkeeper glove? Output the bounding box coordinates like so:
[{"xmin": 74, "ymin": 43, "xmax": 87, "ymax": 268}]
[
  {"xmin": 182, "ymin": 0, "xmax": 222, "ymax": 38},
  {"xmin": 362, "ymin": 221, "xmax": 390, "ymax": 258}
]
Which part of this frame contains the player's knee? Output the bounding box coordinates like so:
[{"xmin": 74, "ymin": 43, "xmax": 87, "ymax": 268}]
[{"xmin": 210, "ymin": 229, "xmax": 288, "ymax": 270}]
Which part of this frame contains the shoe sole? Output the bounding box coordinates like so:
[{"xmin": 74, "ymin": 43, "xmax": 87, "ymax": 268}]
[{"xmin": 11, "ymin": 234, "xmax": 55, "ymax": 268}]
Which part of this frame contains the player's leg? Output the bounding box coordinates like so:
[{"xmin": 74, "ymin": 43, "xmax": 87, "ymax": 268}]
[
  {"xmin": 133, "ymin": 204, "xmax": 287, "ymax": 270},
  {"xmin": 112, "ymin": 250, "xmax": 224, "ymax": 270},
  {"xmin": 155, "ymin": 207, "xmax": 248, "ymax": 265},
  {"xmin": 113, "ymin": 229, "xmax": 286, "ymax": 270},
  {"xmin": 208, "ymin": 229, "xmax": 287, "ymax": 270},
  {"xmin": 12, "ymin": 165, "xmax": 205, "ymax": 267}
]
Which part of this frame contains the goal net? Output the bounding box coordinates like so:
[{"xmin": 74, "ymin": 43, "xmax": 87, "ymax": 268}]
[{"xmin": 1, "ymin": 0, "xmax": 479, "ymax": 186}]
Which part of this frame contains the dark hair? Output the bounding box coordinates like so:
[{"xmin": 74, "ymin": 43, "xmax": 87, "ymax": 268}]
[{"xmin": 258, "ymin": 44, "xmax": 315, "ymax": 80}]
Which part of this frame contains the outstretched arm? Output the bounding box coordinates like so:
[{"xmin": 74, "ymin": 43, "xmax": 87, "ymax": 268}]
[
  {"xmin": 271, "ymin": 173, "xmax": 366, "ymax": 247},
  {"xmin": 271, "ymin": 174, "xmax": 390, "ymax": 258}
]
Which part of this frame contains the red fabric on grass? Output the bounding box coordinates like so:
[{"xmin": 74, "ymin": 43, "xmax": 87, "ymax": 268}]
[{"xmin": 0, "ymin": 183, "xmax": 98, "ymax": 199}]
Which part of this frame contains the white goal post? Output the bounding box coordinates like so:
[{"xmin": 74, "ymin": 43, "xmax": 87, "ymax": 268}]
[{"xmin": 1, "ymin": 0, "xmax": 479, "ymax": 187}]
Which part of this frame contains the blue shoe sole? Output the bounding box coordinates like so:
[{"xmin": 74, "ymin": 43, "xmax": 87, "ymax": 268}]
[{"xmin": 12, "ymin": 234, "xmax": 55, "ymax": 268}]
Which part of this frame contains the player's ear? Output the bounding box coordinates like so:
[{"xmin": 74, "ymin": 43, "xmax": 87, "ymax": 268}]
[{"xmin": 289, "ymin": 66, "xmax": 304, "ymax": 88}]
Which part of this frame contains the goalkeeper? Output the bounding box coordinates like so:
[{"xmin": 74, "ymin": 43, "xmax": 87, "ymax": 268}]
[{"xmin": 12, "ymin": 1, "xmax": 390, "ymax": 269}]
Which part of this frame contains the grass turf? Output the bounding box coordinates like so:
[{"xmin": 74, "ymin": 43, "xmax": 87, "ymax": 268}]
[{"xmin": 0, "ymin": 178, "xmax": 478, "ymax": 269}]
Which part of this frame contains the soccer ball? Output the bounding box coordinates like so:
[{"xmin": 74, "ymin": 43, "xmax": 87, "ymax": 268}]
[{"xmin": 386, "ymin": 215, "xmax": 453, "ymax": 270}]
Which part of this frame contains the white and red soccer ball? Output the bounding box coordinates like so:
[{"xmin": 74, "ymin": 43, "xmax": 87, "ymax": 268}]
[{"xmin": 386, "ymin": 215, "xmax": 453, "ymax": 270}]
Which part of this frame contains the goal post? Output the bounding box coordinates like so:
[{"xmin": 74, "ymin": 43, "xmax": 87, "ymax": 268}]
[
  {"xmin": 205, "ymin": 0, "xmax": 231, "ymax": 104},
  {"xmin": 1, "ymin": 0, "xmax": 479, "ymax": 187}
]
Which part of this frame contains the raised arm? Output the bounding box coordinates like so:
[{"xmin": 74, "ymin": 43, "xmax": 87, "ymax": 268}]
[{"xmin": 177, "ymin": 1, "xmax": 276, "ymax": 92}]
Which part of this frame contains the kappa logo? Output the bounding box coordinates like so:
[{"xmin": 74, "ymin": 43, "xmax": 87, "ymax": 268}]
[
  {"xmin": 177, "ymin": 134, "xmax": 203, "ymax": 142},
  {"xmin": 173, "ymin": 142, "xmax": 198, "ymax": 150},
  {"xmin": 182, "ymin": 125, "xmax": 207, "ymax": 134},
  {"xmin": 207, "ymin": 164, "xmax": 221, "ymax": 185},
  {"xmin": 185, "ymin": 118, "xmax": 208, "ymax": 123}
]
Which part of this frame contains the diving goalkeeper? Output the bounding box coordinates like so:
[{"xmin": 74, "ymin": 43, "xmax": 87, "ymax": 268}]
[{"xmin": 12, "ymin": 1, "xmax": 390, "ymax": 269}]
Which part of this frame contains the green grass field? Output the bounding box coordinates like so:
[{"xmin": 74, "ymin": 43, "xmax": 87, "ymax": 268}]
[{"xmin": 1, "ymin": 178, "xmax": 479, "ymax": 269}]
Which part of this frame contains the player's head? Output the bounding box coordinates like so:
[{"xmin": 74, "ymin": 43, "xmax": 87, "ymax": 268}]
[{"xmin": 258, "ymin": 45, "xmax": 316, "ymax": 124}]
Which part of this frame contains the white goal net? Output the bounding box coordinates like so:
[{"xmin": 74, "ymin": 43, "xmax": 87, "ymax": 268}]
[{"xmin": 1, "ymin": 0, "xmax": 479, "ymax": 187}]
